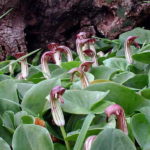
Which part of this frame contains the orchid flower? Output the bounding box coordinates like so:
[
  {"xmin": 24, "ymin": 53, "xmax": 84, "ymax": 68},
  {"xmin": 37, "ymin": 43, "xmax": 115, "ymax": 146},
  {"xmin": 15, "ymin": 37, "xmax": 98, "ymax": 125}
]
[
  {"xmin": 14, "ymin": 52, "xmax": 28, "ymax": 79},
  {"xmin": 76, "ymin": 32, "xmax": 97, "ymax": 65},
  {"xmin": 48, "ymin": 43, "xmax": 61, "ymax": 66},
  {"xmin": 56, "ymin": 45, "xmax": 73, "ymax": 62},
  {"xmin": 68, "ymin": 61, "xmax": 93, "ymax": 88},
  {"xmin": 84, "ymin": 136, "xmax": 97, "ymax": 150},
  {"xmin": 76, "ymin": 32, "xmax": 87, "ymax": 62},
  {"xmin": 41, "ymin": 51, "xmax": 55, "ymax": 79},
  {"xmin": 50, "ymin": 86, "xmax": 66, "ymax": 127},
  {"xmin": 83, "ymin": 49, "xmax": 98, "ymax": 66},
  {"xmin": 124, "ymin": 36, "xmax": 140, "ymax": 64},
  {"xmin": 49, "ymin": 86, "xmax": 70, "ymax": 150},
  {"xmin": 105, "ymin": 104, "xmax": 128, "ymax": 135}
]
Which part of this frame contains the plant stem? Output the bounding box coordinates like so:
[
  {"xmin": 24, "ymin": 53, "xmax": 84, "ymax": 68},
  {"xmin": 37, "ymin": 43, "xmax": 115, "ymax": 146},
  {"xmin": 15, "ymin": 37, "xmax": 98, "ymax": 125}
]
[{"xmin": 60, "ymin": 126, "xmax": 70, "ymax": 150}]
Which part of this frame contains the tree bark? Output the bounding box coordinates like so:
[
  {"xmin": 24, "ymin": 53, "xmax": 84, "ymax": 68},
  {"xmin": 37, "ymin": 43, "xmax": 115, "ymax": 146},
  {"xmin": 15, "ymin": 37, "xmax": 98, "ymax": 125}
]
[{"xmin": 0, "ymin": 0, "xmax": 150, "ymax": 60}]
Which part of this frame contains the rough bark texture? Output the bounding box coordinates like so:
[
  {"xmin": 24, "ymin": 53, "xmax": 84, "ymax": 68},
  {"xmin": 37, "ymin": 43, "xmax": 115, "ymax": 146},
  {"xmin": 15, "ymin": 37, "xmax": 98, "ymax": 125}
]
[{"xmin": 0, "ymin": 0, "xmax": 150, "ymax": 60}]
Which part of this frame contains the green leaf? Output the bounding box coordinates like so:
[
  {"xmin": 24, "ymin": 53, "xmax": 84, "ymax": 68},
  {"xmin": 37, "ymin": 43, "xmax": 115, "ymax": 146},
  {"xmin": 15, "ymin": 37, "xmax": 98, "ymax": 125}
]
[
  {"xmin": 2, "ymin": 111, "xmax": 15, "ymax": 133},
  {"xmin": 22, "ymin": 78, "xmax": 61, "ymax": 115},
  {"xmin": 91, "ymin": 128, "xmax": 136, "ymax": 150},
  {"xmin": 141, "ymin": 88, "xmax": 150, "ymax": 99},
  {"xmin": 90, "ymin": 66, "xmax": 118, "ymax": 80},
  {"xmin": 0, "ymin": 138, "xmax": 11, "ymax": 150},
  {"xmin": 12, "ymin": 124, "xmax": 54, "ymax": 150},
  {"xmin": 14, "ymin": 111, "xmax": 28, "ymax": 127},
  {"xmin": 132, "ymin": 50, "xmax": 150, "ymax": 64},
  {"xmin": 0, "ymin": 75, "xmax": 12, "ymax": 81},
  {"xmin": 85, "ymin": 82, "xmax": 144, "ymax": 115},
  {"xmin": 61, "ymin": 61, "xmax": 81, "ymax": 70},
  {"xmin": 54, "ymin": 143, "xmax": 66, "ymax": 150},
  {"xmin": 0, "ymin": 79, "xmax": 20, "ymax": 114},
  {"xmin": 123, "ymin": 74, "xmax": 148, "ymax": 89},
  {"xmin": 0, "ymin": 98, "xmax": 20, "ymax": 115},
  {"xmin": 112, "ymin": 72, "xmax": 135, "ymax": 84},
  {"xmin": 62, "ymin": 90, "xmax": 109, "ymax": 114},
  {"xmin": 131, "ymin": 113, "xmax": 150, "ymax": 150},
  {"xmin": 17, "ymin": 83, "xmax": 34, "ymax": 99},
  {"xmin": 21, "ymin": 115, "xmax": 34, "ymax": 124},
  {"xmin": 0, "ymin": 79, "xmax": 19, "ymax": 102},
  {"xmin": 0, "ymin": 118, "xmax": 12, "ymax": 145},
  {"xmin": 73, "ymin": 114, "xmax": 95, "ymax": 150},
  {"xmin": 119, "ymin": 27, "xmax": 150, "ymax": 44},
  {"xmin": 103, "ymin": 58, "xmax": 128, "ymax": 71}
]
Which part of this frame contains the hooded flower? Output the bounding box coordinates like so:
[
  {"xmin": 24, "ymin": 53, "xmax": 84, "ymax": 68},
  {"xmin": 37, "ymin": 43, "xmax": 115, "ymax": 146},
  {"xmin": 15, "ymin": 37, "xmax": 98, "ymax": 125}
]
[
  {"xmin": 50, "ymin": 86, "xmax": 66, "ymax": 126},
  {"xmin": 56, "ymin": 45, "xmax": 73, "ymax": 62},
  {"xmin": 83, "ymin": 49, "xmax": 98, "ymax": 66},
  {"xmin": 68, "ymin": 61, "xmax": 93, "ymax": 88},
  {"xmin": 124, "ymin": 36, "xmax": 140, "ymax": 64},
  {"xmin": 14, "ymin": 52, "xmax": 28, "ymax": 79},
  {"xmin": 41, "ymin": 51, "xmax": 55, "ymax": 79},
  {"xmin": 76, "ymin": 32, "xmax": 97, "ymax": 65},
  {"xmin": 105, "ymin": 104, "xmax": 128, "ymax": 135},
  {"xmin": 48, "ymin": 43, "xmax": 61, "ymax": 66}
]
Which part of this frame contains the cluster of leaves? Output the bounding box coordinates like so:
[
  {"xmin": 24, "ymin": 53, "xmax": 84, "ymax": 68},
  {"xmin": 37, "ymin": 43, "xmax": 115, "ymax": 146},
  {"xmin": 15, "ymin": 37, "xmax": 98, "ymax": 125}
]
[{"xmin": 0, "ymin": 27, "xmax": 150, "ymax": 150}]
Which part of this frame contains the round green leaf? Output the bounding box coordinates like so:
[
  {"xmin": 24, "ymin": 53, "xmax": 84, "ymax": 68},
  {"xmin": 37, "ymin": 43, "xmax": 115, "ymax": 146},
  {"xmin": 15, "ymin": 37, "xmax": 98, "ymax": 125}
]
[
  {"xmin": 112, "ymin": 72, "xmax": 135, "ymax": 84},
  {"xmin": 0, "ymin": 79, "xmax": 19, "ymax": 102},
  {"xmin": 61, "ymin": 61, "xmax": 81, "ymax": 70},
  {"xmin": 22, "ymin": 78, "xmax": 61, "ymax": 115},
  {"xmin": 85, "ymin": 82, "xmax": 144, "ymax": 115},
  {"xmin": 123, "ymin": 74, "xmax": 148, "ymax": 89},
  {"xmin": 90, "ymin": 66, "xmax": 118, "ymax": 80},
  {"xmin": 0, "ymin": 138, "xmax": 11, "ymax": 150},
  {"xmin": 91, "ymin": 128, "xmax": 136, "ymax": 150},
  {"xmin": 141, "ymin": 88, "xmax": 150, "ymax": 99},
  {"xmin": 132, "ymin": 50, "xmax": 150, "ymax": 64},
  {"xmin": 62, "ymin": 90, "xmax": 109, "ymax": 114},
  {"xmin": 12, "ymin": 124, "xmax": 54, "ymax": 150},
  {"xmin": 131, "ymin": 113, "xmax": 150, "ymax": 150},
  {"xmin": 103, "ymin": 58, "xmax": 128, "ymax": 71}
]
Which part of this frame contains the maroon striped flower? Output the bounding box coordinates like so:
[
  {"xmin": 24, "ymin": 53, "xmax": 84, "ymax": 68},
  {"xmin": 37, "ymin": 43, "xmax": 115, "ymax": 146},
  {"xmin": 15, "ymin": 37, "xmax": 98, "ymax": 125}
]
[
  {"xmin": 68, "ymin": 61, "xmax": 93, "ymax": 88},
  {"xmin": 41, "ymin": 51, "xmax": 55, "ymax": 79},
  {"xmin": 124, "ymin": 36, "xmax": 139, "ymax": 64},
  {"xmin": 105, "ymin": 104, "xmax": 128, "ymax": 135},
  {"xmin": 14, "ymin": 52, "xmax": 28, "ymax": 79},
  {"xmin": 50, "ymin": 86, "xmax": 66, "ymax": 126},
  {"xmin": 76, "ymin": 32, "xmax": 97, "ymax": 65},
  {"xmin": 56, "ymin": 45, "xmax": 73, "ymax": 62}
]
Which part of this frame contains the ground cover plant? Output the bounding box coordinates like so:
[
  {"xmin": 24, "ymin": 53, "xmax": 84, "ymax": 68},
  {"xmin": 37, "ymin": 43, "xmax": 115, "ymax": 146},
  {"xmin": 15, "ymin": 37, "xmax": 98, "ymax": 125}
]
[{"xmin": 0, "ymin": 27, "xmax": 150, "ymax": 150}]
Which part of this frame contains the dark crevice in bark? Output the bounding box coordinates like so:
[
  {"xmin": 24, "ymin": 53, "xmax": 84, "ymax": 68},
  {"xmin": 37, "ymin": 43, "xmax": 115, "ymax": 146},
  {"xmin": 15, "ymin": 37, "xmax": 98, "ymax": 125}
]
[{"xmin": 0, "ymin": 0, "xmax": 150, "ymax": 60}]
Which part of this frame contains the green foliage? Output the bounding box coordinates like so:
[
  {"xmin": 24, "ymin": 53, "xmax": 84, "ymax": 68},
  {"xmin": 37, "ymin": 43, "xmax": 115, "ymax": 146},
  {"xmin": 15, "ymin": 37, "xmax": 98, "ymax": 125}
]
[{"xmin": 0, "ymin": 27, "xmax": 150, "ymax": 150}]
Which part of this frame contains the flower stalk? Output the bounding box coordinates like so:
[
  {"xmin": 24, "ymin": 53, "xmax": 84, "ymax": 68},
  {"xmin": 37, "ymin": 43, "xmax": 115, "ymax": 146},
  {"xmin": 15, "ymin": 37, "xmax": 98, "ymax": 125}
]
[{"xmin": 105, "ymin": 104, "xmax": 128, "ymax": 135}]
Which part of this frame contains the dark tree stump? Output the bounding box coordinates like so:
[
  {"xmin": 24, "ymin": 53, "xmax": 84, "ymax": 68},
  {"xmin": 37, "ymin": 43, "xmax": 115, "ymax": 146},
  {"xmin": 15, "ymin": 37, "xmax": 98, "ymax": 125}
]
[{"xmin": 0, "ymin": 0, "xmax": 150, "ymax": 60}]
